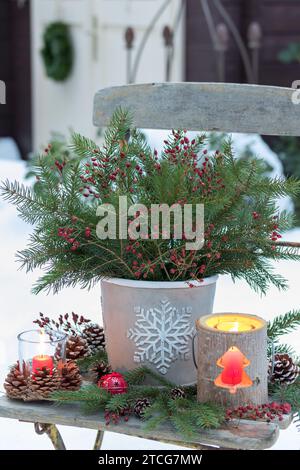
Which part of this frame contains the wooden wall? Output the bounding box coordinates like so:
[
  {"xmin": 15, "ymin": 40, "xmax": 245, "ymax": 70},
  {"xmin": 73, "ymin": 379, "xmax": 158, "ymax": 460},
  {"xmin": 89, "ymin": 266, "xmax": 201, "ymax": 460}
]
[
  {"xmin": 186, "ymin": 0, "xmax": 243, "ymax": 83},
  {"xmin": 0, "ymin": 0, "xmax": 32, "ymax": 159},
  {"xmin": 258, "ymin": 0, "xmax": 300, "ymax": 87},
  {"xmin": 186, "ymin": 0, "xmax": 300, "ymax": 87}
]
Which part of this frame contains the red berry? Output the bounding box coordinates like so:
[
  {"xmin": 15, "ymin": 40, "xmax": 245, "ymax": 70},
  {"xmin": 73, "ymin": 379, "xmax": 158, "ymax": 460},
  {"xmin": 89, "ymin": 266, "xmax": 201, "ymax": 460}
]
[{"xmin": 282, "ymin": 403, "xmax": 291, "ymax": 414}]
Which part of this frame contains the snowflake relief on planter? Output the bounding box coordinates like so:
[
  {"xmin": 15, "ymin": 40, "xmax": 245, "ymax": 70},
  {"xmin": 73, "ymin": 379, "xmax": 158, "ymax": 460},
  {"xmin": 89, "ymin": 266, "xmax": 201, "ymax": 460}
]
[{"xmin": 127, "ymin": 298, "xmax": 194, "ymax": 375}]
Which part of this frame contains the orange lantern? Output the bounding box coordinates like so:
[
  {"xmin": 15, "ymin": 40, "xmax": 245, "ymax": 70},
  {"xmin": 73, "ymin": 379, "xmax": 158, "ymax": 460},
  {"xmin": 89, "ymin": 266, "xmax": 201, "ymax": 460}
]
[{"xmin": 215, "ymin": 346, "xmax": 252, "ymax": 394}]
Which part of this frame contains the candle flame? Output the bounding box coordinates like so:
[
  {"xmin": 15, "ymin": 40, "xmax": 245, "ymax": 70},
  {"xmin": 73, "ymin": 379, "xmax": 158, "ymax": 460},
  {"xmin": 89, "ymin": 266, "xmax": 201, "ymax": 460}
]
[
  {"xmin": 205, "ymin": 314, "xmax": 263, "ymax": 333},
  {"xmin": 38, "ymin": 329, "xmax": 46, "ymax": 357},
  {"xmin": 229, "ymin": 322, "xmax": 239, "ymax": 332}
]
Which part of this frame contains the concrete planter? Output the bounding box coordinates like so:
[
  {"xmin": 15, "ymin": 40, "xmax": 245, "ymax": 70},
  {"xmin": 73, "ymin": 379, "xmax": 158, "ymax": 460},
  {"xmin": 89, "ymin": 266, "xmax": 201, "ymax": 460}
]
[{"xmin": 101, "ymin": 276, "xmax": 218, "ymax": 385}]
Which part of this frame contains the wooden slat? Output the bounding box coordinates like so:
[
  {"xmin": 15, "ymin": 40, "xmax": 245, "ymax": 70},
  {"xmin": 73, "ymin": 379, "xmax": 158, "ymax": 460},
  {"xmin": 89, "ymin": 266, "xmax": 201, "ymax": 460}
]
[
  {"xmin": 0, "ymin": 396, "xmax": 280, "ymax": 450},
  {"xmin": 93, "ymin": 82, "xmax": 300, "ymax": 136}
]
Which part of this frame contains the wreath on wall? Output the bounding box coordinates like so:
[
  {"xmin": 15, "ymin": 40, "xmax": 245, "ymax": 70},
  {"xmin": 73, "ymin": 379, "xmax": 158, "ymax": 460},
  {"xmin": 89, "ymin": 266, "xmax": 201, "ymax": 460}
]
[{"xmin": 41, "ymin": 21, "xmax": 74, "ymax": 82}]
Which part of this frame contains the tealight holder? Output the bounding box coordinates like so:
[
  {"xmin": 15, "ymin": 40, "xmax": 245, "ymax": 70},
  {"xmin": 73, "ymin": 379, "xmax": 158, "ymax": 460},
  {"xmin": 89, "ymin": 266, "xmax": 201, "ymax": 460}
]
[
  {"xmin": 18, "ymin": 329, "xmax": 67, "ymax": 377},
  {"xmin": 195, "ymin": 313, "xmax": 268, "ymax": 406}
]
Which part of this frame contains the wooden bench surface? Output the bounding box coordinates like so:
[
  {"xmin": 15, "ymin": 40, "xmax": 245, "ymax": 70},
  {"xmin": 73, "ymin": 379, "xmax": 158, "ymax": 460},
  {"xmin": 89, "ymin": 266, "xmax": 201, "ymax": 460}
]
[
  {"xmin": 93, "ymin": 82, "xmax": 300, "ymax": 136},
  {"xmin": 0, "ymin": 396, "xmax": 292, "ymax": 450}
]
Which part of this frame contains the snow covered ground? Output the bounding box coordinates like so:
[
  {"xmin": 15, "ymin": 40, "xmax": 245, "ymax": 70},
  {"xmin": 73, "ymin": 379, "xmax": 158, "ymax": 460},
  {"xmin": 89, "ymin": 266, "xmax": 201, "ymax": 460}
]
[{"xmin": 0, "ymin": 136, "xmax": 299, "ymax": 450}]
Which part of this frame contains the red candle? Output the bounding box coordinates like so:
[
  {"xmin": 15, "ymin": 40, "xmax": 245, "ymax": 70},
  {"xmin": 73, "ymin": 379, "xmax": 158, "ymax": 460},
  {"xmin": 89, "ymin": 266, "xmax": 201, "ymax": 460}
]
[
  {"xmin": 220, "ymin": 347, "xmax": 244, "ymax": 385},
  {"xmin": 32, "ymin": 355, "xmax": 53, "ymax": 375},
  {"xmin": 215, "ymin": 346, "xmax": 252, "ymax": 394}
]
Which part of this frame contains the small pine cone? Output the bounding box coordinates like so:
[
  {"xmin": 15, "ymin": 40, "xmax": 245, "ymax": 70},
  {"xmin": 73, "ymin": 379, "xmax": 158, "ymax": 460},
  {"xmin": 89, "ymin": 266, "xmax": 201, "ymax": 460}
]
[
  {"xmin": 25, "ymin": 367, "xmax": 60, "ymax": 401},
  {"xmin": 4, "ymin": 363, "xmax": 28, "ymax": 400},
  {"xmin": 269, "ymin": 353, "xmax": 300, "ymax": 385},
  {"xmin": 82, "ymin": 324, "xmax": 105, "ymax": 355},
  {"xmin": 133, "ymin": 398, "xmax": 151, "ymax": 419},
  {"xmin": 60, "ymin": 360, "xmax": 82, "ymax": 391},
  {"xmin": 66, "ymin": 335, "xmax": 89, "ymax": 360},
  {"xmin": 170, "ymin": 387, "xmax": 186, "ymax": 399},
  {"xmin": 89, "ymin": 360, "xmax": 112, "ymax": 383}
]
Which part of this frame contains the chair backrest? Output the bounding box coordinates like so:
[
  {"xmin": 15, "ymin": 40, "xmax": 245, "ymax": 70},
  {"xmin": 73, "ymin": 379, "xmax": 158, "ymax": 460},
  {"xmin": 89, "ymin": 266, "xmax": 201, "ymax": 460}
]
[{"xmin": 93, "ymin": 82, "xmax": 300, "ymax": 136}]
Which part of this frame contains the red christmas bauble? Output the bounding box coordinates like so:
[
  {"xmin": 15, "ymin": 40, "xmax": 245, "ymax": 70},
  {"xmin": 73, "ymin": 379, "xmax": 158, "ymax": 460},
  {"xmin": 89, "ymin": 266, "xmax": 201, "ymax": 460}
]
[{"xmin": 98, "ymin": 372, "xmax": 128, "ymax": 395}]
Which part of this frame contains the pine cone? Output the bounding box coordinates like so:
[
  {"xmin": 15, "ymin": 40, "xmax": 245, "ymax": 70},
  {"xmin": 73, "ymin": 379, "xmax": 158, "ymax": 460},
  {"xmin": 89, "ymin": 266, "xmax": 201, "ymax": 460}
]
[
  {"xmin": 25, "ymin": 367, "xmax": 60, "ymax": 401},
  {"xmin": 89, "ymin": 360, "xmax": 112, "ymax": 383},
  {"xmin": 66, "ymin": 335, "xmax": 89, "ymax": 360},
  {"xmin": 133, "ymin": 398, "xmax": 151, "ymax": 419},
  {"xmin": 82, "ymin": 324, "xmax": 105, "ymax": 355},
  {"xmin": 60, "ymin": 360, "xmax": 82, "ymax": 391},
  {"xmin": 170, "ymin": 387, "xmax": 186, "ymax": 399},
  {"xmin": 269, "ymin": 353, "xmax": 300, "ymax": 385},
  {"xmin": 4, "ymin": 363, "xmax": 27, "ymax": 400}
]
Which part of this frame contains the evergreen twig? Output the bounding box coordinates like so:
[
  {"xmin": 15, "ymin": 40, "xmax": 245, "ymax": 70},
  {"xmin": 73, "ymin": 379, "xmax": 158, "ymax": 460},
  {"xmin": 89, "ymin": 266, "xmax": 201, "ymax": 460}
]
[
  {"xmin": 49, "ymin": 366, "xmax": 225, "ymax": 436},
  {"xmin": 76, "ymin": 350, "xmax": 108, "ymax": 372},
  {"xmin": 267, "ymin": 310, "xmax": 300, "ymax": 341}
]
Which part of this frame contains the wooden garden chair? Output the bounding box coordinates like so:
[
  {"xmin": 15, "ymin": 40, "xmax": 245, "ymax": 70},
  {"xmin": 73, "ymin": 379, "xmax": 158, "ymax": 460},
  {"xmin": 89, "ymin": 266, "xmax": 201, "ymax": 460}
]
[{"xmin": 0, "ymin": 82, "xmax": 298, "ymax": 450}]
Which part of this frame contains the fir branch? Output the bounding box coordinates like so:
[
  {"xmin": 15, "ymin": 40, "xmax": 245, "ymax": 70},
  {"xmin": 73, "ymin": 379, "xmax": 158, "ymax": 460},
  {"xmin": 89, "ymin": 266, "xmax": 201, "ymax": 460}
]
[
  {"xmin": 81, "ymin": 400, "xmax": 105, "ymax": 414},
  {"xmin": 129, "ymin": 386, "xmax": 164, "ymax": 399},
  {"xmin": 76, "ymin": 350, "xmax": 108, "ymax": 372},
  {"xmin": 71, "ymin": 133, "xmax": 99, "ymax": 159},
  {"xmin": 0, "ymin": 180, "xmax": 52, "ymax": 225},
  {"xmin": 49, "ymin": 366, "xmax": 225, "ymax": 438},
  {"xmin": 267, "ymin": 310, "xmax": 300, "ymax": 341},
  {"xmin": 269, "ymin": 378, "xmax": 300, "ymax": 430},
  {"xmin": 123, "ymin": 367, "xmax": 148, "ymax": 386},
  {"xmin": 143, "ymin": 414, "xmax": 169, "ymax": 432},
  {"xmin": 51, "ymin": 384, "xmax": 109, "ymax": 403},
  {"xmin": 267, "ymin": 342, "xmax": 297, "ymax": 359},
  {"xmin": 105, "ymin": 393, "xmax": 129, "ymax": 413},
  {"xmin": 193, "ymin": 402, "xmax": 225, "ymax": 429},
  {"xmin": 105, "ymin": 393, "xmax": 130, "ymax": 413},
  {"xmin": 51, "ymin": 384, "xmax": 110, "ymax": 414},
  {"xmin": 170, "ymin": 413, "xmax": 198, "ymax": 440},
  {"xmin": 2, "ymin": 108, "xmax": 300, "ymax": 294},
  {"xmin": 103, "ymin": 107, "xmax": 133, "ymax": 156}
]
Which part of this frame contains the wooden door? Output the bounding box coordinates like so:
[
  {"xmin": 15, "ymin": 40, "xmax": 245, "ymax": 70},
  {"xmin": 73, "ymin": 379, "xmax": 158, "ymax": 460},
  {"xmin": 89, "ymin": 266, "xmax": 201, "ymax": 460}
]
[
  {"xmin": 185, "ymin": 0, "xmax": 300, "ymax": 88},
  {"xmin": 0, "ymin": 0, "xmax": 32, "ymax": 159}
]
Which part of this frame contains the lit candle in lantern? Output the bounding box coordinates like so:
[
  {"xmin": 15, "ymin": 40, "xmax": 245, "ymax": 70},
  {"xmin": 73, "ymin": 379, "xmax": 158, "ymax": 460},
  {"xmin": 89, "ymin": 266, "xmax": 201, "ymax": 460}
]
[
  {"xmin": 214, "ymin": 346, "xmax": 252, "ymax": 394},
  {"xmin": 205, "ymin": 313, "xmax": 262, "ymax": 333},
  {"xmin": 32, "ymin": 330, "xmax": 53, "ymax": 375},
  {"xmin": 196, "ymin": 313, "xmax": 268, "ymax": 405}
]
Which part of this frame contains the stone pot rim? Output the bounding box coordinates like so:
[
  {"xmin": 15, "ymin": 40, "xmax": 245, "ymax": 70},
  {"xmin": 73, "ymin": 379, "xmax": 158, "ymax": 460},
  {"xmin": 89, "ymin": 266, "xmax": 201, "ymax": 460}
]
[{"xmin": 101, "ymin": 275, "xmax": 218, "ymax": 289}]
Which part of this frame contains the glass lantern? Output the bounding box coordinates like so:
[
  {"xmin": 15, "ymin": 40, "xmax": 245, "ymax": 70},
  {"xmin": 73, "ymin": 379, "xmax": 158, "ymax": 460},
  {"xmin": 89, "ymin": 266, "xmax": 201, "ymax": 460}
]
[{"xmin": 18, "ymin": 329, "xmax": 67, "ymax": 377}]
